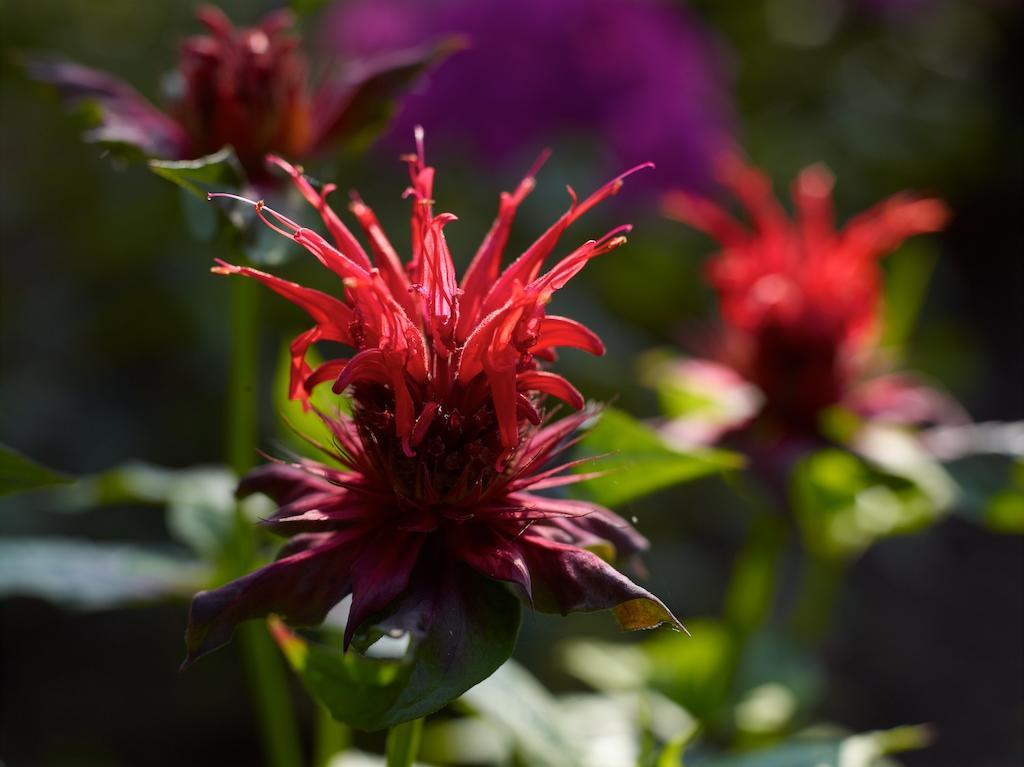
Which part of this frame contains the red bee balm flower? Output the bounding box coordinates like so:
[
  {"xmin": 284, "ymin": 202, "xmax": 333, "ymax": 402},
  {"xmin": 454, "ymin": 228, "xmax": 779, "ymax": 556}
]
[
  {"xmin": 27, "ymin": 6, "xmax": 444, "ymax": 180},
  {"xmin": 183, "ymin": 132, "xmax": 681, "ymax": 668},
  {"xmin": 663, "ymin": 158, "xmax": 950, "ymax": 437}
]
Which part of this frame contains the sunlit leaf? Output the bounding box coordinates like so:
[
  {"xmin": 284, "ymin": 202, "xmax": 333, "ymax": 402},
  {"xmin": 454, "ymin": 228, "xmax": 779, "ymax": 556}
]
[
  {"xmin": 419, "ymin": 718, "xmax": 511, "ymax": 765},
  {"xmin": 792, "ymin": 448, "xmax": 943, "ymax": 559},
  {"xmin": 273, "ymin": 342, "xmax": 351, "ymax": 462},
  {"xmin": 0, "ymin": 443, "xmax": 72, "ymax": 497},
  {"xmin": 560, "ymin": 621, "xmax": 735, "ymax": 723},
  {"xmin": 691, "ymin": 724, "xmax": 931, "ymax": 767},
  {"xmin": 658, "ymin": 723, "xmax": 701, "ymax": 767},
  {"xmin": 385, "ymin": 717, "xmax": 423, "ymax": 767},
  {"xmin": 730, "ymin": 630, "xmax": 824, "ymax": 737},
  {"xmin": 572, "ymin": 409, "xmax": 742, "ymax": 507},
  {"xmin": 882, "ymin": 241, "xmax": 938, "ymax": 351},
  {"xmin": 460, "ymin": 659, "xmax": 580, "ymax": 767},
  {"xmin": 558, "ymin": 636, "xmax": 652, "ymax": 692},
  {"xmin": 149, "ymin": 147, "xmax": 243, "ymax": 204},
  {"xmin": 327, "ymin": 751, "xmax": 435, "ymax": 767},
  {"xmin": 0, "ymin": 538, "xmax": 207, "ymax": 609},
  {"xmin": 1, "ymin": 462, "xmax": 243, "ymax": 559}
]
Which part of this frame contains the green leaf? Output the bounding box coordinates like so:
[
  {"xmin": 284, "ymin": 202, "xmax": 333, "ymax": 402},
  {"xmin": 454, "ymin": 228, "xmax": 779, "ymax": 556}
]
[
  {"xmin": 273, "ymin": 342, "xmax": 351, "ymax": 461},
  {"xmin": 791, "ymin": 448, "xmax": 943, "ymax": 559},
  {"xmin": 149, "ymin": 147, "xmax": 243, "ymax": 204},
  {"xmin": 559, "ymin": 620, "xmax": 735, "ymax": 723},
  {"xmin": 274, "ymin": 571, "xmax": 521, "ymax": 730},
  {"xmin": 0, "ymin": 538, "xmax": 207, "ymax": 609},
  {"xmin": 571, "ymin": 409, "xmax": 742, "ymax": 507},
  {"xmin": 658, "ymin": 724, "xmax": 701, "ymax": 767},
  {"xmin": 419, "ymin": 718, "xmax": 511, "ymax": 765},
  {"xmin": 855, "ymin": 425, "xmax": 958, "ymax": 511},
  {"xmin": 54, "ymin": 462, "xmax": 239, "ymax": 556},
  {"xmin": 692, "ymin": 724, "xmax": 931, "ymax": 767},
  {"xmin": 385, "ymin": 718, "xmax": 424, "ymax": 767},
  {"xmin": 730, "ymin": 631, "xmax": 824, "ymax": 737},
  {"xmin": 290, "ymin": 0, "xmax": 333, "ymax": 18},
  {"xmin": 882, "ymin": 241, "xmax": 938, "ymax": 350},
  {"xmin": 946, "ymin": 454, "xmax": 1024, "ymax": 534},
  {"xmin": 1, "ymin": 462, "xmax": 244, "ymax": 560},
  {"xmin": 460, "ymin": 659, "xmax": 580, "ymax": 767},
  {"xmin": 0, "ymin": 443, "xmax": 72, "ymax": 496},
  {"xmin": 558, "ymin": 636, "xmax": 653, "ymax": 692},
  {"xmin": 639, "ymin": 351, "xmax": 761, "ymax": 427}
]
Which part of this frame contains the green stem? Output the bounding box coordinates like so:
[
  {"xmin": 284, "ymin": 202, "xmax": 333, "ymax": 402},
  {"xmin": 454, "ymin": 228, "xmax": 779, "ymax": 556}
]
[
  {"xmin": 227, "ymin": 276, "xmax": 259, "ymax": 477},
  {"xmin": 385, "ymin": 718, "xmax": 424, "ymax": 767},
  {"xmin": 313, "ymin": 702, "xmax": 350, "ymax": 767},
  {"xmin": 715, "ymin": 506, "xmax": 788, "ymax": 739},
  {"xmin": 789, "ymin": 553, "xmax": 846, "ymax": 645},
  {"xmin": 723, "ymin": 510, "xmax": 787, "ymax": 639},
  {"xmin": 238, "ymin": 622, "xmax": 306, "ymax": 767},
  {"xmin": 225, "ymin": 262, "xmax": 304, "ymax": 767}
]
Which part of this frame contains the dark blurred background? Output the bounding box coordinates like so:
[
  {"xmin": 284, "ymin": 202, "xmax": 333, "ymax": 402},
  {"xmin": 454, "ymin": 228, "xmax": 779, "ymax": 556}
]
[{"xmin": 1, "ymin": 1, "xmax": 1021, "ymax": 765}]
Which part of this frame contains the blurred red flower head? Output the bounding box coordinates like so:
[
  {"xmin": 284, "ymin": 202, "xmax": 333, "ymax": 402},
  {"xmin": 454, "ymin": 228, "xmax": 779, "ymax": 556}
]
[
  {"xmin": 184, "ymin": 132, "xmax": 681, "ymax": 666},
  {"xmin": 27, "ymin": 5, "xmax": 445, "ymax": 181},
  {"xmin": 175, "ymin": 6, "xmax": 311, "ymax": 172},
  {"xmin": 663, "ymin": 158, "xmax": 950, "ymax": 436}
]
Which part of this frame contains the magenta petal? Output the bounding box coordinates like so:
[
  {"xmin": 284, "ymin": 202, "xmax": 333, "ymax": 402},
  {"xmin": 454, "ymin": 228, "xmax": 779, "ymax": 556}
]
[
  {"xmin": 847, "ymin": 373, "xmax": 969, "ymax": 428},
  {"xmin": 237, "ymin": 463, "xmax": 337, "ymax": 505},
  {"xmin": 183, "ymin": 532, "xmax": 361, "ymax": 666},
  {"xmin": 344, "ymin": 529, "xmax": 427, "ymax": 649},
  {"xmin": 519, "ymin": 534, "xmax": 683, "ymax": 633},
  {"xmin": 513, "ymin": 493, "xmax": 649, "ymax": 561},
  {"xmin": 25, "ymin": 57, "xmax": 188, "ymax": 158},
  {"xmin": 452, "ymin": 526, "xmax": 533, "ymax": 603}
]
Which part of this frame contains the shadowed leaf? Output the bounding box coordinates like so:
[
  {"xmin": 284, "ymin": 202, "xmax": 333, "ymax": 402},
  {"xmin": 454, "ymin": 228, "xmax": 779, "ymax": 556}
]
[
  {"xmin": 0, "ymin": 538, "xmax": 207, "ymax": 609},
  {"xmin": 0, "ymin": 443, "xmax": 72, "ymax": 496},
  {"xmin": 273, "ymin": 569, "xmax": 520, "ymax": 730}
]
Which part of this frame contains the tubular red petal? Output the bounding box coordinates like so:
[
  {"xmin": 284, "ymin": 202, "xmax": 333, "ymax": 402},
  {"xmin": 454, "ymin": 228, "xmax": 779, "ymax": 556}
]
[
  {"xmin": 304, "ymin": 358, "xmax": 350, "ymax": 391},
  {"xmin": 457, "ymin": 153, "xmax": 547, "ymax": 340},
  {"xmin": 532, "ymin": 315, "xmax": 605, "ymax": 356},
  {"xmin": 213, "ymin": 261, "xmax": 353, "ymax": 344},
  {"xmin": 481, "ymin": 163, "xmax": 651, "ymax": 317},
  {"xmin": 331, "ymin": 348, "xmax": 389, "ymax": 393},
  {"xmin": 518, "ymin": 371, "xmax": 584, "ymax": 410},
  {"xmin": 266, "ymin": 154, "xmax": 373, "ymax": 271},
  {"xmin": 348, "ymin": 194, "xmax": 416, "ymax": 317},
  {"xmin": 411, "ymin": 401, "xmax": 440, "ymax": 447},
  {"xmin": 840, "ymin": 195, "xmax": 950, "ymax": 259},
  {"xmin": 484, "ymin": 361, "xmax": 521, "ymax": 451},
  {"xmin": 792, "ymin": 163, "xmax": 836, "ymax": 260},
  {"xmin": 661, "ymin": 190, "xmax": 747, "ymax": 247}
]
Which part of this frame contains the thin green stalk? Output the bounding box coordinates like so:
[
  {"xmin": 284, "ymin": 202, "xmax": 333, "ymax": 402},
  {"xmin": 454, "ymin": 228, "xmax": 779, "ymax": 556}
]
[
  {"xmin": 238, "ymin": 622, "xmax": 306, "ymax": 767},
  {"xmin": 789, "ymin": 553, "xmax": 846, "ymax": 645},
  {"xmin": 225, "ymin": 263, "xmax": 304, "ymax": 767},
  {"xmin": 314, "ymin": 702, "xmax": 350, "ymax": 767},
  {"xmin": 227, "ymin": 276, "xmax": 259, "ymax": 477},
  {"xmin": 713, "ymin": 508, "xmax": 786, "ymax": 729},
  {"xmin": 723, "ymin": 510, "xmax": 787, "ymax": 638},
  {"xmin": 385, "ymin": 718, "xmax": 424, "ymax": 767}
]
